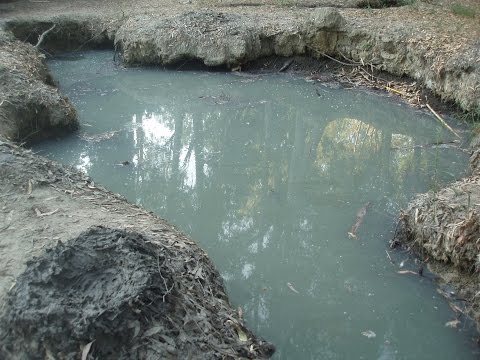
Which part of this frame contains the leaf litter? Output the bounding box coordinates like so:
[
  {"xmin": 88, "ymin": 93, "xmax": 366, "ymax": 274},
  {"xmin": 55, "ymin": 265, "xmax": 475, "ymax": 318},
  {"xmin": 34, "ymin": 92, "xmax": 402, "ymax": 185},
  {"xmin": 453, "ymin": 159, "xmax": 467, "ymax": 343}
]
[
  {"xmin": 0, "ymin": 226, "xmax": 275, "ymax": 359},
  {"xmin": 287, "ymin": 282, "xmax": 300, "ymax": 294},
  {"xmin": 361, "ymin": 330, "xmax": 376, "ymax": 339}
]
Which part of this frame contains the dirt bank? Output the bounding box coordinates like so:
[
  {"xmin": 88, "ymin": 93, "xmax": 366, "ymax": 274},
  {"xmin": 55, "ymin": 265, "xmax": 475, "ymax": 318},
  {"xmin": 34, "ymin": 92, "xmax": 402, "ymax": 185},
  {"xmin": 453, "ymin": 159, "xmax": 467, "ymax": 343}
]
[
  {"xmin": 0, "ymin": 38, "xmax": 78, "ymax": 142},
  {"xmin": 0, "ymin": 141, "xmax": 275, "ymax": 359},
  {"xmin": 1, "ymin": 0, "xmax": 479, "ymax": 114},
  {"xmin": 394, "ymin": 139, "xmax": 480, "ymax": 331},
  {"xmin": 114, "ymin": 6, "xmax": 479, "ymax": 113}
]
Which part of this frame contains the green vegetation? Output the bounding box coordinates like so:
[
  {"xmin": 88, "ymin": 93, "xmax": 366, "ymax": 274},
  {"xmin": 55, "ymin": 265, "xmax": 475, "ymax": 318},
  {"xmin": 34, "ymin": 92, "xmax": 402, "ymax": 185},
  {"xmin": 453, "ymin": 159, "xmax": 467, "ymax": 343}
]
[
  {"xmin": 450, "ymin": 3, "xmax": 476, "ymax": 18},
  {"xmin": 457, "ymin": 109, "xmax": 480, "ymax": 124}
]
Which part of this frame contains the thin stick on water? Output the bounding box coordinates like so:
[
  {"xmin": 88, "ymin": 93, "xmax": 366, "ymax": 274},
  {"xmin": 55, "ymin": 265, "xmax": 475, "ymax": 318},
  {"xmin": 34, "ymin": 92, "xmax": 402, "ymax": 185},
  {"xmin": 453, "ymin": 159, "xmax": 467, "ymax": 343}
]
[
  {"xmin": 426, "ymin": 103, "xmax": 461, "ymax": 139},
  {"xmin": 385, "ymin": 249, "xmax": 394, "ymax": 265}
]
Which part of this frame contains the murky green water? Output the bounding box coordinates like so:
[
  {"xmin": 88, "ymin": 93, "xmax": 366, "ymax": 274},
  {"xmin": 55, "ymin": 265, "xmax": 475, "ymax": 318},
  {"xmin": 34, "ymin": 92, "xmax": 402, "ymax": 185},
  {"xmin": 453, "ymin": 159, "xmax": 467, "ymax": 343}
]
[{"xmin": 35, "ymin": 51, "xmax": 478, "ymax": 359}]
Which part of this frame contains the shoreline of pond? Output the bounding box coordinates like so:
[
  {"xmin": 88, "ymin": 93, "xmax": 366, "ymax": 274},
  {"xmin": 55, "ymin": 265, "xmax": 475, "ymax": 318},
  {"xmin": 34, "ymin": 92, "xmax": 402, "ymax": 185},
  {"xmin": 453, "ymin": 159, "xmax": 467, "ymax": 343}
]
[{"xmin": 0, "ymin": 0, "xmax": 480, "ymax": 356}]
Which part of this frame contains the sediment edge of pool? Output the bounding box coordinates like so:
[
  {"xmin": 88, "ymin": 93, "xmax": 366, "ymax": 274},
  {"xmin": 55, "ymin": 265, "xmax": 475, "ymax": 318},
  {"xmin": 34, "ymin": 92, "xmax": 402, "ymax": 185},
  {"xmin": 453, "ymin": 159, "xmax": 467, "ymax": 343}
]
[{"xmin": 0, "ymin": 5, "xmax": 479, "ymax": 357}]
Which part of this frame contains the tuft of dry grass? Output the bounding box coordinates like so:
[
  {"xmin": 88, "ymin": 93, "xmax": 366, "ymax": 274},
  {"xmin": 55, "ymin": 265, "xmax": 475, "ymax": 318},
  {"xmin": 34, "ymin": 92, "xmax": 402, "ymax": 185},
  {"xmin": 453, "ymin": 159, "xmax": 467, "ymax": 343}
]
[{"xmin": 450, "ymin": 3, "xmax": 476, "ymax": 18}]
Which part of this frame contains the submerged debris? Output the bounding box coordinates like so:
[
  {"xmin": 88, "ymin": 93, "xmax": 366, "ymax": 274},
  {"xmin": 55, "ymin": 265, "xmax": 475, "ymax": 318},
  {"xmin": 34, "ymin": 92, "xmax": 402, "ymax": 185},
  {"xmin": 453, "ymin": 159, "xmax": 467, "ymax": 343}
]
[
  {"xmin": 79, "ymin": 130, "xmax": 120, "ymax": 143},
  {"xmin": 115, "ymin": 160, "xmax": 130, "ymax": 166},
  {"xmin": 287, "ymin": 282, "xmax": 300, "ymax": 294},
  {"xmin": 348, "ymin": 202, "xmax": 371, "ymax": 239},
  {"xmin": 361, "ymin": 330, "xmax": 376, "ymax": 339}
]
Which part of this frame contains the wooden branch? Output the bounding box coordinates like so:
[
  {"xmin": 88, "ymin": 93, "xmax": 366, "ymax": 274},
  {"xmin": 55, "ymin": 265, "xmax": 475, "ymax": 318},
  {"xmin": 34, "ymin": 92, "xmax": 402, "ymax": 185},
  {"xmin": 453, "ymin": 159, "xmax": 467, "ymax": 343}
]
[
  {"xmin": 426, "ymin": 103, "xmax": 461, "ymax": 139},
  {"xmin": 35, "ymin": 24, "xmax": 56, "ymax": 49},
  {"xmin": 319, "ymin": 52, "xmax": 357, "ymax": 67},
  {"xmin": 385, "ymin": 249, "xmax": 394, "ymax": 265},
  {"xmin": 278, "ymin": 59, "xmax": 293, "ymax": 73}
]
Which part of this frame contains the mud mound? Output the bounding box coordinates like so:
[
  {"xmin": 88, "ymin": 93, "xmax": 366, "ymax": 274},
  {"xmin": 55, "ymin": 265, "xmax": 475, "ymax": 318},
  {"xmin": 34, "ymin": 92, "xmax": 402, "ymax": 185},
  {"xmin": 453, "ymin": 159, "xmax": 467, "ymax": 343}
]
[
  {"xmin": 396, "ymin": 177, "xmax": 480, "ymax": 272},
  {"xmin": 0, "ymin": 40, "xmax": 78, "ymax": 142},
  {"xmin": 394, "ymin": 175, "xmax": 480, "ymax": 329},
  {"xmin": 0, "ymin": 226, "xmax": 275, "ymax": 359}
]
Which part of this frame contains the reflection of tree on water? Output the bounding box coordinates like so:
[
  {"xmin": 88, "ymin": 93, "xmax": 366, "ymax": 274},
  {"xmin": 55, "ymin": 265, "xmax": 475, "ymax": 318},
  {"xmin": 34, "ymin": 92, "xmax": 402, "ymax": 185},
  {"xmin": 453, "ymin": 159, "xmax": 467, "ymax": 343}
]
[
  {"xmin": 67, "ymin": 68, "xmax": 468, "ymax": 358},
  {"xmin": 120, "ymin": 98, "xmax": 461, "ymax": 324}
]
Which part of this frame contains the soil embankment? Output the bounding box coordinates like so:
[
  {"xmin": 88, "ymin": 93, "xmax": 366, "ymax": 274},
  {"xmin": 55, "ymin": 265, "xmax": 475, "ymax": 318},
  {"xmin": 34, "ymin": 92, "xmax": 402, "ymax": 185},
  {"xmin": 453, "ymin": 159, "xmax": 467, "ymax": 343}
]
[
  {"xmin": 0, "ymin": 0, "xmax": 480, "ymax": 355},
  {"xmin": 0, "ymin": 37, "xmax": 77, "ymax": 142},
  {"xmin": 395, "ymin": 140, "xmax": 480, "ymax": 330},
  {"xmin": 0, "ymin": 141, "xmax": 274, "ymax": 359},
  {"xmin": 2, "ymin": 1, "xmax": 479, "ymax": 113}
]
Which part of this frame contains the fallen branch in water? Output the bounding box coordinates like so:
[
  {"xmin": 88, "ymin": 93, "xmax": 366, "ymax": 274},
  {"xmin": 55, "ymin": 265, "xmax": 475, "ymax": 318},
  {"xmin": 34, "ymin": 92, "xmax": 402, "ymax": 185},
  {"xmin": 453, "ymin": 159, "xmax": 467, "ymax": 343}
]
[
  {"xmin": 397, "ymin": 270, "xmax": 418, "ymax": 275},
  {"xmin": 426, "ymin": 103, "xmax": 461, "ymax": 139},
  {"xmin": 278, "ymin": 59, "xmax": 294, "ymax": 72},
  {"xmin": 390, "ymin": 140, "xmax": 468, "ymax": 153},
  {"xmin": 35, "ymin": 24, "xmax": 56, "ymax": 49}
]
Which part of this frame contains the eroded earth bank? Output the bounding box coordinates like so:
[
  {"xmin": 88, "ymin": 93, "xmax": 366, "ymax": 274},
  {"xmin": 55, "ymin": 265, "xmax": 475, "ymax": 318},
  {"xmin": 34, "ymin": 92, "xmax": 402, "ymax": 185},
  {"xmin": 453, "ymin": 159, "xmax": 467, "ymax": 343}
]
[{"xmin": 0, "ymin": 0, "xmax": 480, "ymax": 358}]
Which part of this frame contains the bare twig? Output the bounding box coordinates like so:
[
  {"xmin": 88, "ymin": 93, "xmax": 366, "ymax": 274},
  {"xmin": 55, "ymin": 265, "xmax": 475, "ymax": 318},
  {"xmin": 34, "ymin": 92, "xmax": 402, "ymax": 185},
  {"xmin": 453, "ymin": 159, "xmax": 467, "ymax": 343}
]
[
  {"xmin": 35, "ymin": 24, "xmax": 56, "ymax": 49},
  {"xmin": 319, "ymin": 52, "xmax": 357, "ymax": 67},
  {"xmin": 337, "ymin": 51, "xmax": 364, "ymax": 66},
  {"xmin": 157, "ymin": 256, "xmax": 174, "ymax": 302},
  {"xmin": 73, "ymin": 28, "xmax": 107, "ymax": 52},
  {"xmin": 385, "ymin": 249, "xmax": 394, "ymax": 265},
  {"xmin": 426, "ymin": 103, "xmax": 461, "ymax": 139},
  {"xmin": 397, "ymin": 270, "xmax": 418, "ymax": 275},
  {"xmin": 19, "ymin": 129, "xmax": 41, "ymax": 146}
]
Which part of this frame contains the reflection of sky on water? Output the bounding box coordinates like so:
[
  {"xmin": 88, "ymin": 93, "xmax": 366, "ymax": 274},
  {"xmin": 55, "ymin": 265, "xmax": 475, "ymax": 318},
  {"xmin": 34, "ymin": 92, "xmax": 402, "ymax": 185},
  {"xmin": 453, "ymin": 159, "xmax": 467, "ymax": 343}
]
[
  {"xmin": 35, "ymin": 51, "xmax": 478, "ymax": 360},
  {"xmin": 134, "ymin": 111, "xmax": 174, "ymax": 144},
  {"xmin": 131, "ymin": 111, "xmax": 197, "ymax": 188},
  {"xmin": 75, "ymin": 152, "xmax": 91, "ymax": 173}
]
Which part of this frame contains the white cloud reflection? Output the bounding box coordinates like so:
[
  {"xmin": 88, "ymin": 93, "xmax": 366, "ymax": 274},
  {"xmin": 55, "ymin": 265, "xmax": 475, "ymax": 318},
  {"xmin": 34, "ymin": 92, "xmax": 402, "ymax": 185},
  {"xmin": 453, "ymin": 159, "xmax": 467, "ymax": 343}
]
[
  {"xmin": 131, "ymin": 111, "xmax": 197, "ymax": 189},
  {"xmin": 76, "ymin": 152, "xmax": 91, "ymax": 173}
]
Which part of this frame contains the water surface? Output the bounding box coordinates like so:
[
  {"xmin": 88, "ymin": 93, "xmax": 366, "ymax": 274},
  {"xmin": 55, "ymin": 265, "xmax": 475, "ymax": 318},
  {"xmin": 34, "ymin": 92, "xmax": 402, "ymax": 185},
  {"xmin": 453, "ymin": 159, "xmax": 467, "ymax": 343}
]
[{"xmin": 35, "ymin": 51, "xmax": 477, "ymax": 359}]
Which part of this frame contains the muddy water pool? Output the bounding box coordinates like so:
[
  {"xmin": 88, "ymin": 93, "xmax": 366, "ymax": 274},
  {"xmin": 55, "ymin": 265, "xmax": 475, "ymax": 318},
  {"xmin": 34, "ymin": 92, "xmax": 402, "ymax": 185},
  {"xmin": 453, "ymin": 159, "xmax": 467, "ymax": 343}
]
[{"xmin": 35, "ymin": 51, "xmax": 478, "ymax": 359}]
